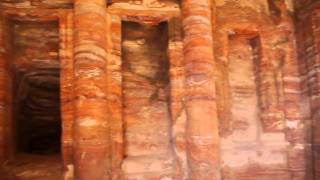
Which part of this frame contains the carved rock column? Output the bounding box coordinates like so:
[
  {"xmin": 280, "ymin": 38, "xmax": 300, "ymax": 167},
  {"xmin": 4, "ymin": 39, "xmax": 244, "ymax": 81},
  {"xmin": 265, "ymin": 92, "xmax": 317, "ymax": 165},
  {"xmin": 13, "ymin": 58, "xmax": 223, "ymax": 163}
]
[
  {"xmin": 73, "ymin": 0, "xmax": 110, "ymax": 179},
  {"xmin": 181, "ymin": 0, "xmax": 220, "ymax": 179}
]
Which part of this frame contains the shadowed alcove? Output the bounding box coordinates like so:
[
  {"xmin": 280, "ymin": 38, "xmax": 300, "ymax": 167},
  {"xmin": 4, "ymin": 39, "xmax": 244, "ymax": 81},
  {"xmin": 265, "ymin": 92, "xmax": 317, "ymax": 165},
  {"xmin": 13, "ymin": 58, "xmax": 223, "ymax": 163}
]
[
  {"xmin": 12, "ymin": 21, "xmax": 61, "ymax": 155},
  {"xmin": 121, "ymin": 21, "xmax": 175, "ymax": 178},
  {"xmin": 0, "ymin": 19, "xmax": 63, "ymax": 179},
  {"xmin": 0, "ymin": 0, "xmax": 318, "ymax": 179}
]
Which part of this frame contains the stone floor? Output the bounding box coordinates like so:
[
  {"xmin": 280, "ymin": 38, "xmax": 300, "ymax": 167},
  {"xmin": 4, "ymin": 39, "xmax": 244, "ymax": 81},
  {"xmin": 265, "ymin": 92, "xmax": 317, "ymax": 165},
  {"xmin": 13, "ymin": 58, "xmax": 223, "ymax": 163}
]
[{"xmin": 0, "ymin": 153, "xmax": 62, "ymax": 180}]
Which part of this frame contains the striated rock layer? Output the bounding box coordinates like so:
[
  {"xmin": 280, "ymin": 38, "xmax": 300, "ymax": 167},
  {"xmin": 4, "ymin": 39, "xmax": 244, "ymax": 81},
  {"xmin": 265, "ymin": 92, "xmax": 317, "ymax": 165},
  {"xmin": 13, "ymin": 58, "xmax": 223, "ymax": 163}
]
[
  {"xmin": 0, "ymin": 0, "xmax": 319, "ymax": 179},
  {"xmin": 73, "ymin": 0, "xmax": 110, "ymax": 179},
  {"xmin": 121, "ymin": 21, "xmax": 175, "ymax": 179}
]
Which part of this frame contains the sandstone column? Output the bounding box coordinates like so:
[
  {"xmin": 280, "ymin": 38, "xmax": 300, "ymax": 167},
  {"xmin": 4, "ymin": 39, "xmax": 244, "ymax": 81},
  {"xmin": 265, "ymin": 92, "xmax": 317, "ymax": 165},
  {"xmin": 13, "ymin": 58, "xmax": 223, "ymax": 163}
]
[
  {"xmin": 181, "ymin": 0, "xmax": 220, "ymax": 179},
  {"xmin": 73, "ymin": 0, "xmax": 110, "ymax": 179}
]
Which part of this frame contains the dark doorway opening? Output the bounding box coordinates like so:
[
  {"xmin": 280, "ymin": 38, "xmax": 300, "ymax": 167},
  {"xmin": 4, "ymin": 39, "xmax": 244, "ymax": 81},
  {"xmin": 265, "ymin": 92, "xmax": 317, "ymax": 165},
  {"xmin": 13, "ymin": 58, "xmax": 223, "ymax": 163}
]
[
  {"xmin": 11, "ymin": 21, "xmax": 61, "ymax": 155},
  {"xmin": 16, "ymin": 69, "xmax": 61, "ymax": 154},
  {"xmin": 0, "ymin": 19, "xmax": 63, "ymax": 180}
]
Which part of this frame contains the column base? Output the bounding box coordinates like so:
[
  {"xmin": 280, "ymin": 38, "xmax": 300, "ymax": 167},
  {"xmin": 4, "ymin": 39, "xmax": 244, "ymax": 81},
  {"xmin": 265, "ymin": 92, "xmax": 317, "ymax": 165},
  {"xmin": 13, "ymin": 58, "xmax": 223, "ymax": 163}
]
[{"xmin": 121, "ymin": 153, "xmax": 175, "ymax": 179}]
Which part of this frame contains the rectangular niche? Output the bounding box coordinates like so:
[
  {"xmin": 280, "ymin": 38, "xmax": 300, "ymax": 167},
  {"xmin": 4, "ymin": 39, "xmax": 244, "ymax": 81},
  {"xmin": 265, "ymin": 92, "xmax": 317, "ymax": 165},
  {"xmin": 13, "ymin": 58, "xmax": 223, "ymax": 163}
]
[
  {"xmin": 10, "ymin": 20, "xmax": 61, "ymax": 155},
  {"xmin": 227, "ymin": 34, "xmax": 261, "ymax": 143},
  {"xmin": 121, "ymin": 21, "xmax": 172, "ymax": 157}
]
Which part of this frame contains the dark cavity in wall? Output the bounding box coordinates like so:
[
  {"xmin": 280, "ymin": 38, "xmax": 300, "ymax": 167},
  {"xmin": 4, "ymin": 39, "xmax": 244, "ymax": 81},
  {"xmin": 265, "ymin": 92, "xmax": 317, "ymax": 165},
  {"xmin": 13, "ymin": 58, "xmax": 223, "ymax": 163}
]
[{"xmin": 11, "ymin": 20, "xmax": 61, "ymax": 155}]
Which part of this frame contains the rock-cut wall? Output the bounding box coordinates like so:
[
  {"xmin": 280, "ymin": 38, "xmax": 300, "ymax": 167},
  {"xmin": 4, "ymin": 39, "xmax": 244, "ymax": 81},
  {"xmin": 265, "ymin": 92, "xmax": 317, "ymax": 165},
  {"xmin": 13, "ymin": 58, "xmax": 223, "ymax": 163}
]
[{"xmin": 0, "ymin": 0, "xmax": 317, "ymax": 179}]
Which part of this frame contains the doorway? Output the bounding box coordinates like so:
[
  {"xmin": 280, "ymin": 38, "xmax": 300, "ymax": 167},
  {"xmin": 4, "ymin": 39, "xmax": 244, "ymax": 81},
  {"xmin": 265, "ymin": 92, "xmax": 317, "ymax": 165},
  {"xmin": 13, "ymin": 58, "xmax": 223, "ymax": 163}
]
[{"xmin": 1, "ymin": 20, "xmax": 63, "ymax": 179}]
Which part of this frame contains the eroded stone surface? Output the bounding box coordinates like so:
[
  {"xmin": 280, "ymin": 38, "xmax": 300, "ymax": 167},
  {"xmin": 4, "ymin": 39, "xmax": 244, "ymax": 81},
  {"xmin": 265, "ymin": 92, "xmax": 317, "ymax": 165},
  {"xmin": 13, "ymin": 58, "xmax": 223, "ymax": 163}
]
[
  {"xmin": 0, "ymin": 0, "xmax": 318, "ymax": 179},
  {"xmin": 121, "ymin": 21, "xmax": 175, "ymax": 179}
]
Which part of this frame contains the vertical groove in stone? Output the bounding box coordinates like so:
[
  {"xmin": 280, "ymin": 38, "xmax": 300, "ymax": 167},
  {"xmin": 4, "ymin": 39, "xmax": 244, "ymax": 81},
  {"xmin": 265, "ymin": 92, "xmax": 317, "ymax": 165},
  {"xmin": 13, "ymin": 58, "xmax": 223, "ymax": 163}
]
[
  {"xmin": 181, "ymin": 0, "xmax": 220, "ymax": 179},
  {"xmin": 168, "ymin": 17, "xmax": 188, "ymax": 179},
  {"xmin": 73, "ymin": 0, "xmax": 110, "ymax": 179},
  {"xmin": 280, "ymin": 6, "xmax": 307, "ymax": 179},
  {"xmin": 310, "ymin": 14, "xmax": 320, "ymax": 114},
  {"xmin": 310, "ymin": 12, "xmax": 320, "ymax": 179},
  {"xmin": 60, "ymin": 10, "xmax": 74, "ymax": 177},
  {"xmin": 258, "ymin": 38, "xmax": 284, "ymax": 132},
  {"xmin": 169, "ymin": 17, "xmax": 184, "ymax": 126},
  {"xmin": 107, "ymin": 14, "xmax": 123, "ymax": 180}
]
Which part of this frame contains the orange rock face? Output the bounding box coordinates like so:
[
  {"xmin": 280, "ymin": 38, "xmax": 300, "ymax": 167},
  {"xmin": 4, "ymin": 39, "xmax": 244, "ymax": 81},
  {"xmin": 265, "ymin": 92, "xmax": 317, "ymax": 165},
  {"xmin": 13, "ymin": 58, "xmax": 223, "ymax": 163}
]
[
  {"xmin": 121, "ymin": 21, "xmax": 175, "ymax": 179},
  {"xmin": 0, "ymin": 0, "xmax": 319, "ymax": 179}
]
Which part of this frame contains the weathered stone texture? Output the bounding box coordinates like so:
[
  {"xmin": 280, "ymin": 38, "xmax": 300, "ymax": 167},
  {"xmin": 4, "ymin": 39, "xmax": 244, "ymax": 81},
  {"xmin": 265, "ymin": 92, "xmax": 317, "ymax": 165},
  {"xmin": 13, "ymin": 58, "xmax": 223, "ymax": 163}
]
[
  {"xmin": 59, "ymin": 10, "xmax": 74, "ymax": 177},
  {"xmin": 0, "ymin": 12, "xmax": 12, "ymax": 162},
  {"xmin": 0, "ymin": 0, "xmax": 318, "ymax": 179},
  {"xmin": 12, "ymin": 21, "xmax": 60, "ymax": 154},
  {"xmin": 296, "ymin": 1, "xmax": 320, "ymax": 179},
  {"xmin": 182, "ymin": 0, "xmax": 220, "ymax": 179},
  {"xmin": 214, "ymin": 0, "xmax": 309, "ymax": 179},
  {"xmin": 107, "ymin": 14, "xmax": 123, "ymax": 180},
  {"xmin": 0, "ymin": 0, "xmax": 73, "ymax": 8},
  {"xmin": 73, "ymin": 0, "xmax": 110, "ymax": 179},
  {"xmin": 121, "ymin": 21, "xmax": 174, "ymax": 179}
]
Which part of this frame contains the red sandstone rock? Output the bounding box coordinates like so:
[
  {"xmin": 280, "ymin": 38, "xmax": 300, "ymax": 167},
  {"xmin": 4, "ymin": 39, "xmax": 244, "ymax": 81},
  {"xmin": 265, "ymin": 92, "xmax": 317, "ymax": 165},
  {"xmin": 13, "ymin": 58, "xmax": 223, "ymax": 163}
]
[
  {"xmin": 73, "ymin": 0, "xmax": 110, "ymax": 179},
  {"xmin": 182, "ymin": 0, "xmax": 220, "ymax": 179},
  {"xmin": 0, "ymin": 0, "xmax": 318, "ymax": 179}
]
